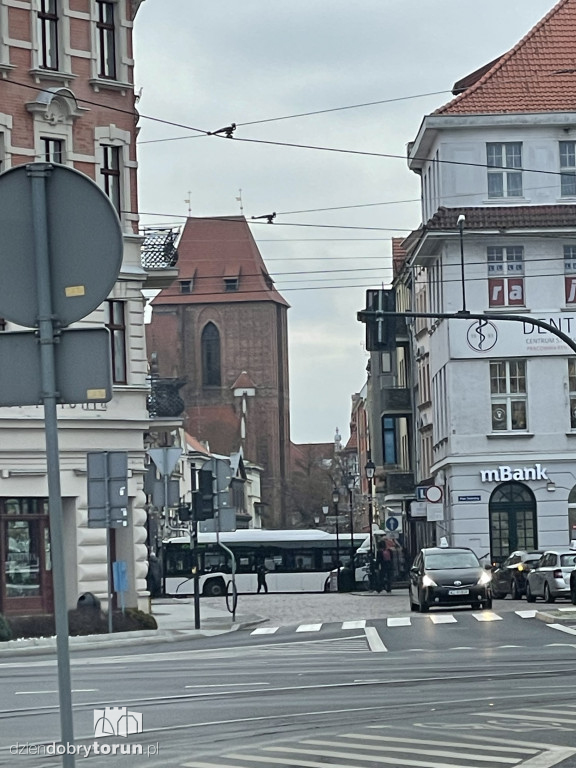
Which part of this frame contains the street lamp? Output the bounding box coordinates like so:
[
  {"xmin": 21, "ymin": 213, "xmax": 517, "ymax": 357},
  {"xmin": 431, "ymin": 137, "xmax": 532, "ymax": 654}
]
[
  {"xmin": 332, "ymin": 488, "xmax": 340, "ymax": 571},
  {"xmin": 365, "ymin": 460, "xmax": 376, "ymax": 560},
  {"xmin": 346, "ymin": 473, "xmax": 356, "ymax": 569}
]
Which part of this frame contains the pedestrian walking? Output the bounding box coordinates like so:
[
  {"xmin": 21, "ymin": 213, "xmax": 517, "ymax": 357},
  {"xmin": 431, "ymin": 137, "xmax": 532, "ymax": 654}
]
[
  {"xmin": 376, "ymin": 540, "xmax": 393, "ymax": 594},
  {"xmin": 256, "ymin": 562, "xmax": 269, "ymax": 593}
]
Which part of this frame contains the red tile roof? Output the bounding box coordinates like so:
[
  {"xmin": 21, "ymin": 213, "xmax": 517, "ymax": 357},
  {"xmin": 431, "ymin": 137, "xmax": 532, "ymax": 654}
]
[
  {"xmin": 151, "ymin": 216, "xmax": 289, "ymax": 307},
  {"xmin": 425, "ymin": 204, "xmax": 576, "ymax": 229},
  {"xmin": 436, "ymin": 0, "xmax": 576, "ymax": 115},
  {"xmin": 392, "ymin": 237, "xmax": 408, "ymax": 276}
]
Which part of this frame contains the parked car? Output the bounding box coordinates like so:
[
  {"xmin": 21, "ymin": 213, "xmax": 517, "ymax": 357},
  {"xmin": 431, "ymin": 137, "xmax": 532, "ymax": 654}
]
[
  {"xmin": 525, "ymin": 549, "xmax": 576, "ymax": 603},
  {"xmin": 409, "ymin": 544, "xmax": 492, "ymax": 612},
  {"xmin": 491, "ymin": 551, "xmax": 544, "ymax": 600}
]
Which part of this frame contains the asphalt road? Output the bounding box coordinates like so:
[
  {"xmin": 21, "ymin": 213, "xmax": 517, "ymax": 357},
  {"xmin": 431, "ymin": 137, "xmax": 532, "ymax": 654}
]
[{"xmin": 1, "ymin": 594, "xmax": 576, "ymax": 768}]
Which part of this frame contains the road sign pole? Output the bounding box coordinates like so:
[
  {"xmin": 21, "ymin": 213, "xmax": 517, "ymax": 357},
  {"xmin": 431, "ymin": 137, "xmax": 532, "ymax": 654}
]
[{"xmin": 30, "ymin": 164, "xmax": 75, "ymax": 767}]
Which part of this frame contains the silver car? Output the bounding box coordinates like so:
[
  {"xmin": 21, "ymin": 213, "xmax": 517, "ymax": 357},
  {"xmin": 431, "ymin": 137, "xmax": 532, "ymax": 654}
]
[{"xmin": 525, "ymin": 549, "xmax": 576, "ymax": 603}]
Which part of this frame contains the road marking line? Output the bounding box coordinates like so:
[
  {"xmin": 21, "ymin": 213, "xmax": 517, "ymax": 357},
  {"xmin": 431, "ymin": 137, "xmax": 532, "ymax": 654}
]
[
  {"xmin": 429, "ymin": 614, "xmax": 457, "ymax": 624},
  {"xmin": 263, "ymin": 744, "xmax": 499, "ymax": 767},
  {"xmin": 15, "ymin": 689, "xmax": 98, "ymax": 695},
  {"xmin": 548, "ymin": 623, "xmax": 576, "ymax": 635},
  {"xmin": 342, "ymin": 620, "xmax": 366, "ymax": 629},
  {"xmin": 303, "ymin": 737, "xmax": 519, "ymax": 763},
  {"xmin": 515, "ymin": 610, "xmax": 538, "ymax": 618},
  {"xmin": 184, "ymin": 683, "xmax": 269, "ymax": 688},
  {"xmin": 387, "ymin": 617, "xmax": 411, "ymax": 627},
  {"xmin": 364, "ymin": 626, "xmax": 387, "ymax": 652},
  {"xmin": 496, "ymin": 713, "xmax": 576, "ymax": 725},
  {"xmin": 351, "ymin": 732, "xmax": 538, "ymax": 754},
  {"xmin": 296, "ymin": 623, "xmax": 322, "ymax": 632},
  {"xmin": 556, "ymin": 606, "xmax": 576, "ymax": 612},
  {"xmin": 473, "ymin": 612, "xmax": 503, "ymax": 622},
  {"xmin": 250, "ymin": 627, "xmax": 278, "ymax": 635}
]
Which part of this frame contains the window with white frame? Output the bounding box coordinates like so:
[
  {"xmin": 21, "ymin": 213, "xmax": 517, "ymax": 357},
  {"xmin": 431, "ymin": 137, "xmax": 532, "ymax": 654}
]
[
  {"xmin": 487, "ymin": 246, "xmax": 524, "ymax": 307},
  {"xmin": 560, "ymin": 141, "xmax": 576, "ymax": 197},
  {"xmin": 41, "ymin": 136, "xmax": 63, "ymax": 164},
  {"xmin": 100, "ymin": 144, "xmax": 121, "ymax": 213},
  {"xmin": 106, "ymin": 300, "xmax": 127, "ymax": 384},
  {"xmin": 490, "ymin": 360, "xmax": 527, "ymax": 431},
  {"xmin": 569, "ymin": 359, "xmax": 576, "ymax": 430},
  {"xmin": 96, "ymin": 1, "xmax": 116, "ymax": 79},
  {"xmin": 487, "ymin": 142, "xmax": 523, "ymax": 198},
  {"xmin": 564, "ymin": 245, "xmax": 576, "ymax": 304},
  {"xmin": 37, "ymin": 0, "xmax": 59, "ymax": 70}
]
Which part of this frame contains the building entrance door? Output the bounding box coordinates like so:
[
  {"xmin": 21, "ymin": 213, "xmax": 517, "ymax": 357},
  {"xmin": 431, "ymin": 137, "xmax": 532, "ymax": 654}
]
[
  {"xmin": 489, "ymin": 482, "xmax": 537, "ymax": 565},
  {"xmin": 0, "ymin": 498, "xmax": 53, "ymax": 615}
]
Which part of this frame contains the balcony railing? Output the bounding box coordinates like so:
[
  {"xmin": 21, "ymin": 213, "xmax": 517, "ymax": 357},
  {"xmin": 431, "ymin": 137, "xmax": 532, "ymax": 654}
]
[{"xmin": 147, "ymin": 377, "xmax": 186, "ymax": 419}]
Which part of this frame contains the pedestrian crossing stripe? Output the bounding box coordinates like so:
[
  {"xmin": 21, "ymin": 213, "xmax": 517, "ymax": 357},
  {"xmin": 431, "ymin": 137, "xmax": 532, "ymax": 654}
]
[{"xmin": 251, "ymin": 609, "xmax": 535, "ymax": 635}]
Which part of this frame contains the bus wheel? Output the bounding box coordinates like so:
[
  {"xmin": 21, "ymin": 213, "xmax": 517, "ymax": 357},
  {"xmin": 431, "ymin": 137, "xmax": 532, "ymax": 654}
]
[{"xmin": 203, "ymin": 579, "xmax": 225, "ymax": 597}]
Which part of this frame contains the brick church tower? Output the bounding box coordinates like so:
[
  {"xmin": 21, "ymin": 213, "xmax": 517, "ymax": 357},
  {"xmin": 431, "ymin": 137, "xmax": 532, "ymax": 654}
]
[{"xmin": 146, "ymin": 216, "xmax": 290, "ymax": 526}]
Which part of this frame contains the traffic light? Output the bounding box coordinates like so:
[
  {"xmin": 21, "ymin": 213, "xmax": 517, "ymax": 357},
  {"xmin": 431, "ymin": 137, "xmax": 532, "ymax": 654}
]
[
  {"xmin": 177, "ymin": 502, "xmax": 192, "ymax": 522},
  {"xmin": 357, "ymin": 289, "xmax": 397, "ymax": 352},
  {"xmin": 193, "ymin": 468, "xmax": 215, "ymax": 520}
]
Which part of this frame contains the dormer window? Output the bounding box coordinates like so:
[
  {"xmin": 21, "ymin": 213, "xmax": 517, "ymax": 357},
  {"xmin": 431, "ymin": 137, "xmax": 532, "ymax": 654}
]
[
  {"xmin": 224, "ymin": 277, "xmax": 239, "ymax": 292},
  {"xmin": 179, "ymin": 279, "xmax": 193, "ymax": 294}
]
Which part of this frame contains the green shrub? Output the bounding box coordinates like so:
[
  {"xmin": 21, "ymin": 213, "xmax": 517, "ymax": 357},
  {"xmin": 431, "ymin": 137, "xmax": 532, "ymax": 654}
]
[{"xmin": 0, "ymin": 614, "xmax": 12, "ymax": 642}]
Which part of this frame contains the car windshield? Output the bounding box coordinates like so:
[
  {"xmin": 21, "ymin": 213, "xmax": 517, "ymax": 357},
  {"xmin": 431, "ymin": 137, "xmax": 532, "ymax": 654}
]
[
  {"xmin": 424, "ymin": 552, "xmax": 480, "ymax": 569},
  {"xmin": 560, "ymin": 554, "xmax": 576, "ymax": 567}
]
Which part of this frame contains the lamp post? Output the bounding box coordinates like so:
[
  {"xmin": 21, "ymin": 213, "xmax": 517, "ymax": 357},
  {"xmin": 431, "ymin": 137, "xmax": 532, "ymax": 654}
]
[
  {"xmin": 365, "ymin": 460, "xmax": 376, "ymax": 559},
  {"xmin": 346, "ymin": 473, "xmax": 356, "ymax": 570},
  {"xmin": 332, "ymin": 488, "xmax": 340, "ymax": 572}
]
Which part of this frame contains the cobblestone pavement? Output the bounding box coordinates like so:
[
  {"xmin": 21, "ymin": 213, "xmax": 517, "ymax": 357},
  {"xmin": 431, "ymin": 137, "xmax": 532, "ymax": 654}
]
[{"xmin": 202, "ymin": 590, "xmax": 521, "ymax": 627}]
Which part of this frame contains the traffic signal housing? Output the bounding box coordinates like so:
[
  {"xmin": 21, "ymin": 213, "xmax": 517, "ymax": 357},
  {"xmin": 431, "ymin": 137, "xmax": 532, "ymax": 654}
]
[{"xmin": 193, "ymin": 468, "xmax": 215, "ymax": 521}]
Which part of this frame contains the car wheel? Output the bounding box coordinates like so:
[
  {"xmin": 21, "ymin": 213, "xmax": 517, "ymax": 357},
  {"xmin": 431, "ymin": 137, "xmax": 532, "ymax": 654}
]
[
  {"xmin": 483, "ymin": 598, "xmax": 493, "ymax": 610},
  {"xmin": 543, "ymin": 582, "xmax": 555, "ymax": 604},
  {"xmin": 526, "ymin": 583, "xmax": 536, "ymax": 603},
  {"xmin": 511, "ymin": 580, "xmax": 521, "ymax": 601},
  {"xmin": 492, "ymin": 591, "xmax": 504, "ymax": 600},
  {"xmin": 418, "ymin": 594, "xmax": 429, "ymax": 613}
]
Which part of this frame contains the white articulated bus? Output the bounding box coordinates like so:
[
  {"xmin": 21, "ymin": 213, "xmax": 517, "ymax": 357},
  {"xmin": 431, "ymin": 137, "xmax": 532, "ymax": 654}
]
[{"xmin": 162, "ymin": 528, "xmax": 369, "ymax": 596}]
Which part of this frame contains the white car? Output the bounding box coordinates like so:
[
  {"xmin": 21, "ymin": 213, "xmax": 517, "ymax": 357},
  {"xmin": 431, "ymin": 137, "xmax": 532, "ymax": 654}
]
[{"xmin": 525, "ymin": 549, "xmax": 576, "ymax": 603}]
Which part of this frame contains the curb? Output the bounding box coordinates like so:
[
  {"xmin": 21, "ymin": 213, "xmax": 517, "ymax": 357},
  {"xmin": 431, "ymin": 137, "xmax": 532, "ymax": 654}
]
[
  {"xmin": 535, "ymin": 607, "xmax": 576, "ymax": 624},
  {"xmin": 0, "ymin": 614, "xmax": 266, "ymax": 658}
]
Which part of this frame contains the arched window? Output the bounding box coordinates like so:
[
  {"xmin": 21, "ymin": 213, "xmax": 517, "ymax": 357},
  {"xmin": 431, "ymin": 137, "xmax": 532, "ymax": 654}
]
[
  {"xmin": 489, "ymin": 481, "xmax": 537, "ymax": 564},
  {"xmin": 201, "ymin": 322, "xmax": 221, "ymax": 387}
]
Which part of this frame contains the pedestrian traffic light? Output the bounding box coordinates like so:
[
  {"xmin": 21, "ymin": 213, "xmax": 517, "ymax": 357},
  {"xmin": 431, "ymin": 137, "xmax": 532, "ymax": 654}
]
[
  {"xmin": 177, "ymin": 502, "xmax": 192, "ymax": 522},
  {"xmin": 193, "ymin": 468, "xmax": 215, "ymax": 520}
]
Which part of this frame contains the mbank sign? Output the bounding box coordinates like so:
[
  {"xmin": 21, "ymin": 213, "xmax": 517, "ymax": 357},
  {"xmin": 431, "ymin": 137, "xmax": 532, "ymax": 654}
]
[{"xmin": 480, "ymin": 464, "xmax": 548, "ymax": 483}]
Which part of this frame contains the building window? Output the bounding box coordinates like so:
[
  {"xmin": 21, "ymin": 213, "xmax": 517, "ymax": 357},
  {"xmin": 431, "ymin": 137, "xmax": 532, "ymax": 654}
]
[
  {"xmin": 101, "ymin": 145, "xmax": 121, "ymax": 213},
  {"xmin": 223, "ymin": 277, "xmax": 239, "ymax": 292},
  {"xmin": 106, "ymin": 300, "xmax": 127, "ymax": 384},
  {"xmin": 179, "ymin": 280, "xmax": 192, "ymax": 294},
  {"xmin": 487, "ymin": 246, "xmax": 524, "ymax": 307},
  {"xmin": 560, "ymin": 141, "xmax": 576, "ymax": 197},
  {"xmin": 569, "ymin": 360, "xmax": 576, "ymax": 429},
  {"xmin": 96, "ymin": 1, "xmax": 116, "ymax": 79},
  {"xmin": 41, "ymin": 137, "xmax": 63, "ymax": 164},
  {"xmin": 487, "ymin": 142, "xmax": 522, "ymax": 198},
  {"xmin": 37, "ymin": 0, "xmax": 59, "ymax": 70},
  {"xmin": 490, "ymin": 360, "xmax": 527, "ymax": 431},
  {"xmin": 382, "ymin": 416, "xmax": 397, "ymax": 464},
  {"xmin": 564, "ymin": 245, "xmax": 576, "ymax": 304},
  {"xmin": 201, "ymin": 322, "xmax": 221, "ymax": 387}
]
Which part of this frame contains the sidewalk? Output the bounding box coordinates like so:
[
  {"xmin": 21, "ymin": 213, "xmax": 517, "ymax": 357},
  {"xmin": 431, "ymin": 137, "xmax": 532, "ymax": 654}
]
[{"xmin": 0, "ymin": 598, "xmax": 264, "ymax": 657}]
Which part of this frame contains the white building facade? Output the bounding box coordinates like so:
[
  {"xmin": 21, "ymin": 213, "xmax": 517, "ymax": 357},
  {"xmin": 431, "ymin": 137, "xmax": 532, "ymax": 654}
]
[{"xmin": 405, "ymin": 0, "xmax": 576, "ymax": 562}]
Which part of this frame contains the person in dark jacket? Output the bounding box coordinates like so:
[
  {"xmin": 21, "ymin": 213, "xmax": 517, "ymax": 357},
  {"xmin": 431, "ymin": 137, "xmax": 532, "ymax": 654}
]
[
  {"xmin": 376, "ymin": 540, "xmax": 393, "ymax": 594},
  {"xmin": 256, "ymin": 562, "xmax": 269, "ymax": 593}
]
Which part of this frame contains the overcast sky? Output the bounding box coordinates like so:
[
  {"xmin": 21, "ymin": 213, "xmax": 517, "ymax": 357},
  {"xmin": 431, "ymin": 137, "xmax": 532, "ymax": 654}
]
[{"xmin": 134, "ymin": 0, "xmax": 555, "ymax": 445}]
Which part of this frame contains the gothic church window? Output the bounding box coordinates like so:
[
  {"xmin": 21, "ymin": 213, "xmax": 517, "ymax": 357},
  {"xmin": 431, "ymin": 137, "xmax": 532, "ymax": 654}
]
[{"xmin": 202, "ymin": 323, "xmax": 221, "ymax": 387}]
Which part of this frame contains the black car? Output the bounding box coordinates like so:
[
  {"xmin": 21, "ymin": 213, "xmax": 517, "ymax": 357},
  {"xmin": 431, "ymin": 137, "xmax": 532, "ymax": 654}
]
[
  {"xmin": 409, "ymin": 546, "xmax": 492, "ymax": 612},
  {"xmin": 491, "ymin": 551, "xmax": 543, "ymax": 600}
]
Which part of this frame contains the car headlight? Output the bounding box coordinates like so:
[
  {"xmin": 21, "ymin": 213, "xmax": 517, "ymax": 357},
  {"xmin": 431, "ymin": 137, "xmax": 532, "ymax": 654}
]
[
  {"xmin": 422, "ymin": 574, "xmax": 437, "ymax": 587},
  {"xmin": 477, "ymin": 570, "xmax": 492, "ymax": 586}
]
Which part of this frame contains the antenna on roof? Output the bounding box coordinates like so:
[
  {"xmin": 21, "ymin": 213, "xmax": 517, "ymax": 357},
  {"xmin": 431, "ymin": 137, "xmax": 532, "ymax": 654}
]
[
  {"xmin": 235, "ymin": 188, "xmax": 244, "ymax": 214},
  {"xmin": 184, "ymin": 190, "xmax": 191, "ymax": 217}
]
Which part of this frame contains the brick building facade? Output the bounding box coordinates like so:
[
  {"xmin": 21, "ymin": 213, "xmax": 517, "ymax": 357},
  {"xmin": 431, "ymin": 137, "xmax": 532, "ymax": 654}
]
[{"xmin": 147, "ymin": 216, "xmax": 291, "ymax": 527}]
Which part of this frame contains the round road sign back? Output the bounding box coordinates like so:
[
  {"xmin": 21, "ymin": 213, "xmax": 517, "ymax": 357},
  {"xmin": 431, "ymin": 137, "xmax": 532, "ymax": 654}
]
[
  {"xmin": 0, "ymin": 163, "xmax": 123, "ymax": 328},
  {"xmin": 425, "ymin": 485, "xmax": 443, "ymax": 503}
]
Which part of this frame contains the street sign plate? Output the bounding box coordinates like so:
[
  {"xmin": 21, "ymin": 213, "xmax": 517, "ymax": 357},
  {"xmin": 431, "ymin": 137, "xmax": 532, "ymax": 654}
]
[
  {"xmin": 0, "ymin": 328, "xmax": 112, "ymax": 406},
  {"xmin": 0, "ymin": 164, "xmax": 123, "ymax": 328}
]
